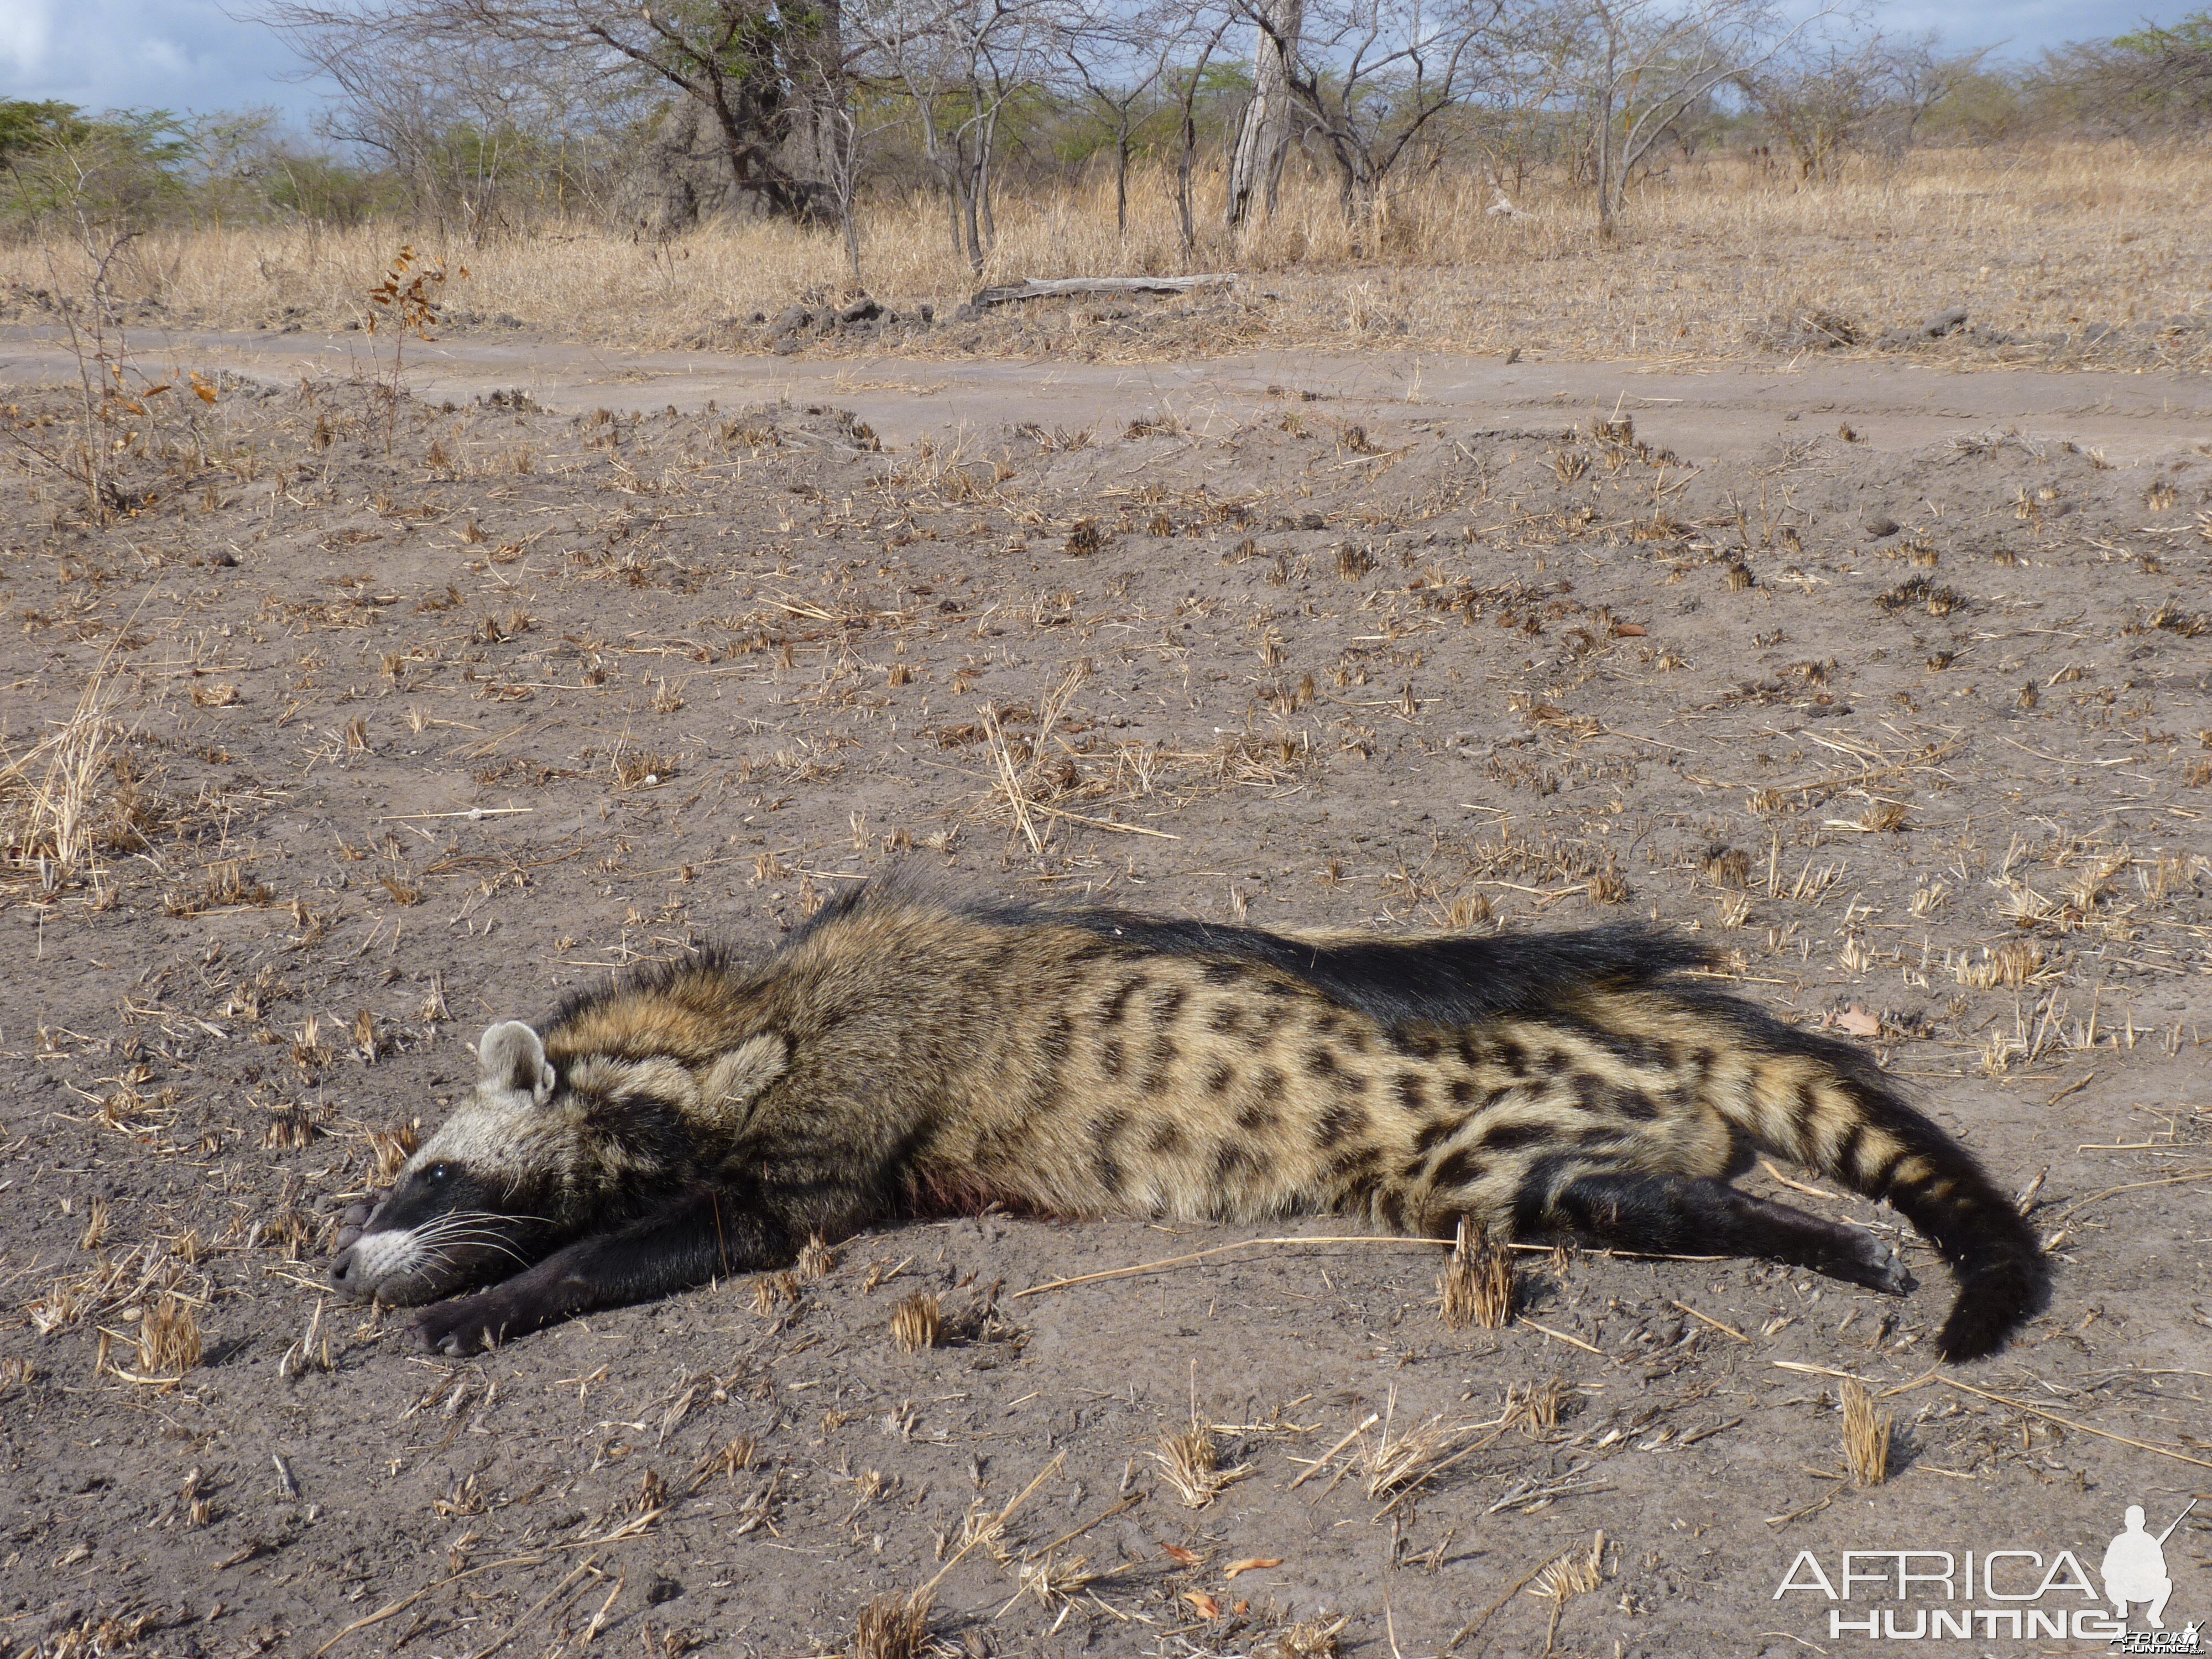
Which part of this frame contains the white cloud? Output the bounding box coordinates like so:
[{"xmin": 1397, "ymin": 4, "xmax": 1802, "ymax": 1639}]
[
  {"xmin": 0, "ymin": 0, "xmax": 57, "ymax": 81},
  {"xmin": 0, "ymin": 0, "xmax": 327, "ymax": 122}
]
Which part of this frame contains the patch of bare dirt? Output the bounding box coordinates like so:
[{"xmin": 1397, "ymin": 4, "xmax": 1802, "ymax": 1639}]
[{"xmin": 2, "ymin": 372, "xmax": 2209, "ymax": 1657}]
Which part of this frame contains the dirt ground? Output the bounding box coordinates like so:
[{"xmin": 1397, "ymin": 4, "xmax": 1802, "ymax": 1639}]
[{"xmin": 2, "ymin": 342, "xmax": 2209, "ymax": 1659}]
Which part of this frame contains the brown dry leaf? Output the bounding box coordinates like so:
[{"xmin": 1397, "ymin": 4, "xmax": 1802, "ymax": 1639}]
[
  {"xmin": 1224, "ymin": 1557, "xmax": 1284, "ymax": 1580},
  {"xmin": 1161, "ymin": 1544, "xmax": 1205, "ymax": 1567},
  {"xmin": 1183, "ymin": 1591, "xmax": 1223, "ymax": 1620},
  {"xmin": 1613, "ymin": 623, "xmax": 1647, "ymax": 637},
  {"xmin": 1835, "ymin": 1005, "xmax": 1881, "ymax": 1037}
]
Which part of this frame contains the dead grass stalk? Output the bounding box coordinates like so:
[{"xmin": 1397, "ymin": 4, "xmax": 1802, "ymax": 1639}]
[
  {"xmin": 1438, "ymin": 1216, "xmax": 1516, "ymax": 1330},
  {"xmin": 1840, "ymin": 1379, "xmax": 1893, "ymax": 1486},
  {"xmin": 889, "ymin": 1290, "xmax": 942, "ymax": 1353}
]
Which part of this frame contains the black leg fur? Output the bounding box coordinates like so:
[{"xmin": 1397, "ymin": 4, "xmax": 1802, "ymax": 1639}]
[
  {"xmin": 415, "ymin": 1184, "xmax": 794, "ymax": 1356},
  {"xmin": 1550, "ymin": 1171, "xmax": 1911, "ymax": 1296}
]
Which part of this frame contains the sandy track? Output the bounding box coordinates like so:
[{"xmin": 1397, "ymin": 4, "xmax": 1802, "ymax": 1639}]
[{"xmin": 3, "ymin": 326, "xmax": 2209, "ymax": 461}]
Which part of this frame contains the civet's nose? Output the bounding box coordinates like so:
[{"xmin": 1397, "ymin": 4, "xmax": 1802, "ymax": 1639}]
[{"xmin": 328, "ymin": 1243, "xmax": 370, "ymax": 1298}]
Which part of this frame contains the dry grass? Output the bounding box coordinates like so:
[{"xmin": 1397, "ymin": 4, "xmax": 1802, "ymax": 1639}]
[
  {"xmin": 8, "ymin": 145, "xmax": 2205, "ymax": 365},
  {"xmin": 137, "ymin": 1293, "xmax": 202, "ymax": 1378},
  {"xmin": 847, "ymin": 1588, "xmax": 931, "ymax": 1659},
  {"xmin": 1840, "ymin": 1379, "xmax": 1893, "ymax": 1487},
  {"xmin": 367, "ymin": 1122, "xmax": 420, "ymax": 1183},
  {"xmin": 1501, "ymin": 1376, "xmax": 1568, "ymax": 1438},
  {"xmin": 1004, "ymin": 1551, "xmax": 1105, "ymax": 1616},
  {"xmin": 1152, "ymin": 1422, "xmax": 1252, "ymax": 1508},
  {"xmin": 752, "ymin": 1270, "xmax": 803, "ymax": 1316},
  {"xmin": 1253, "ymin": 1616, "xmax": 1347, "ymax": 1659},
  {"xmin": 1438, "ymin": 1217, "xmax": 1516, "ymax": 1331},
  {"xmin": 889, "ymin": 1290, "xmax": 942, "ymax": 1354},
  {"xmin": 1526, "ymin": 1531, "xmax": 1609, "ymax": 1656},
  {"xmin": 278, "ymin": 1298, "xmax": 335, "ymax": 1380},
  {"xmin": 1359, "ymin": 1389, "xmax": 1489, "ymax": 1501},
  {"xmin": 0, "ymin": 667, "xmax": 140, "ymax": 902}
]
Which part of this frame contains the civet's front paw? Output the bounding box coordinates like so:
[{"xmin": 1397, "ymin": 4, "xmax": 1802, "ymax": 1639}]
[
  {"xmin": 414, "ymin": 1291, "xmax": 517, "ymax": 1357},
  {"xmin": 331, "ymin": 1188, "xmax": 390, "ymax": 1255}
]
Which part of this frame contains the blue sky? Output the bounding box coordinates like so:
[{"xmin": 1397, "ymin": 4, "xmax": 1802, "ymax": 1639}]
[{"xmin": 0, "ymin": 0, "xmax": 2196, "ymax": 126}]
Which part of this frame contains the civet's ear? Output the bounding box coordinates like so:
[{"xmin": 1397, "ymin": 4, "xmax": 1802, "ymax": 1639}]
[{"xmin": 478, "ymin": 1021, "xmax": 556, "ymax": 1103}]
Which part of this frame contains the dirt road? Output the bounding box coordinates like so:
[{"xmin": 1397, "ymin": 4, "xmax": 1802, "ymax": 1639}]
[{"xmin": 4, "ymin": 325, "xmax": 2209, "ymax": 461}]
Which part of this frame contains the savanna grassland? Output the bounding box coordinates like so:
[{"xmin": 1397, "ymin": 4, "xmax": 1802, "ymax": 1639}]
[{"xmin": 3, "ymin": 143, "xmax": 2208, "ymax": 371}]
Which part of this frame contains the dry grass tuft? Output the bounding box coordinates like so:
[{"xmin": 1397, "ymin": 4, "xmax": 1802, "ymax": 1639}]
[
  {"xmin": 1840, "ymin": 1379, "xmax": 1892, "ymax": 1487},
  {"xmin": 1502, "ymin": 1376, "xmax": 1568, "ymax": 1438},
  {"xmin": 796, "ymin": 1233, "xmax": 840, "ymax": 1281},
  {"xmin": 1526, "ymin": 1531, "xmax": 1608, "ymax": 1656},
  {"xmin": 1360, "ymin": 1389, "xmax": 1482, "ymax": 1500},
  {"xmin": 1152, "ymin": 1422, "xmax": 1251, "ymax": 1509},
  {"xmin": 1439, "ymin": 1217, "xmax": 1516, "ymax": 1331},
  {"xmin": 138, "ymin": 1294, "xmax": 202, "ymax": 1378},
  {"xmin": 0, "ymin": 670, "xmax": 150, "ymax": 902},
  {"xmin": 752, "ymin": 1271, "xmax": 803, "ymax": 1316},
  {"xmin": 1254, "ymin": 1615, "xmax": 1347, "ymax": 1659},
  {"xmin": 369, "ymin": 1122, "xmax": 420, "ymax": 1183},
  {"xmin": 1006, "ymin": 1551, "xmax": 1104, "ymax": 1615},
  {"xmin": 278, "ymin": 1298, "xmax": 335, "ymax": 1379},
  {"xmin": 1703, "ymin": 845, "xmax": 1752, "ymax": 889},
  {"xmin": 951, "ymin": 1495, "xmax": 1016, "ymax": 1567},
  {"xmin": 889, "ymin": 1290, "xmax": 942, "ymax": 1353},
  {"xmin": 848, "ymin": 1588, "xmax": 932, "ymax": 1659}
]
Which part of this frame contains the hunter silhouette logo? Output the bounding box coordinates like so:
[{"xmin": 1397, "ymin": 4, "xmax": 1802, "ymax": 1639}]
[{"xmin": 2103, "ymin": 1505, "xmax": 2182, "ymax": 1629}]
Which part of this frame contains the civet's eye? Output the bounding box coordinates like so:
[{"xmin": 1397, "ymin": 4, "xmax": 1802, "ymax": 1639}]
[{"xmin": 428, "ymin": 1162, "xmax": 451, "ymax": 1182}]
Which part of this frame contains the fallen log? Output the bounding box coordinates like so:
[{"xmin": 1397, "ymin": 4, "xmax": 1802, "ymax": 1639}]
[{"xmin": 965, "ymin": 273, "xmax": 1238, "ymax": 310}]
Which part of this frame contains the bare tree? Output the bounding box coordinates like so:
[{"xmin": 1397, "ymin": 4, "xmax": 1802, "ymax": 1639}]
[
  {"xmin": 1221, "ymin": 0, "xmax": 1510, "ymax": 231},
  {"xmin": 1061, "ymin": 0, "xmax": 1190, "ymax": 234},
  {"xmin": 1740, "ymin": 25, "xmax": 1987, "ymax": 178},
  {"xmin": 792, "ymin": 61, "xmax": 905, "ymax": 276},
  {"xmin": 1292, "ymin": 0, "xmax": 1509, "ymax": 227},
  {"xmin": 1551, "ymin": 0, "xmax": 1794, "ymax": 235},
  {"xmin": 2034, "ymin": 13, "xmax": 2212, "ymax": 137},
  {"xmin": 1172, "ymin": 15, "xmax": 1240, "ymax": 252},
  {"xmin": 846, "ymin": 0, "xmax": 1065, "ymax": 271},
  {"xmin": 260, "ymin": 0, "xmax": 834, "ymax": 227},
  {"xmin": 1873, "ymin": 37, "xmax": 1991, "ymax": 154}
]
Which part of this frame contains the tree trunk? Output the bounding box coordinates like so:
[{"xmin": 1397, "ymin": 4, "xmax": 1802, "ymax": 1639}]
[
  {"xmin": 962, "ymin": 147, "xmax": 986, "ymax": 274},
  {"xmin": 977, "ymin": 119, "xmax": 997, "ymax": 251},
  {"xmin": 1115, "ymin": 124, "xmax": 1130, "ymax": 234},
  {"xmin": 1225, "ymin": 0, "xmax": 1303, "ymax": 228},
  {"xmin": 1594, "ymin": 45, "xmax": 1617, "ymax": 237},
  {"xmin": 1177, "ymin": 109, "xmax": 1198, "ymax": 254},
  {"xmin": 945, "ymin": 155, "xmax": 967, "ymax": 260}
]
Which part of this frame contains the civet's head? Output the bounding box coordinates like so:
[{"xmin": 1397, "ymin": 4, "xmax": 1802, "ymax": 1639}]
[{"xmin": 327, "ymin": 1019, "xmax": 787, "ymax": 1305}]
